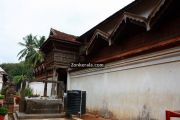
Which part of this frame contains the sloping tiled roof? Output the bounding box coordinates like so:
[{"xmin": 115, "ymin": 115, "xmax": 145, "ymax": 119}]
[
  {"xmin": 86, "ymin": 29, "xmax": 110, "ymax": 55},
  {"xmin": 40, "ymin": 28, "xmax": 81, "ymax": 50},
  {"xmin": 85, "ymin": 0, "xmax": 173, "ymax": 55},
  {"xmin": 0, "ymin": 67, "xmax": 7, "ymax": 75},
  {"xmin": 49, "ymin": 28, "xmax": 80, "ymax": 44},
  {"xmin": 123, "ymin": 0, "xmax": 167, "ymax": 30}
]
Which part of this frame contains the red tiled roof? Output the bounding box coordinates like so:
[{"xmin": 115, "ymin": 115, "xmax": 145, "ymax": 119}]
[{"xmin": 49, "ymin": 28, "xmax": 80, "ymax": 44}]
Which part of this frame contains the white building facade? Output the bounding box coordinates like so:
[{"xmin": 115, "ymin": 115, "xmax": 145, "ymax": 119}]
[
  {"xmin": 68, "ymin": 47, "xmax": 180, "ymax": 119},
  {"xmin": 0, "ymin": 67, "xmax": 5, "ymax": 90},
  {"xmin": 0, "ymin": 73, "xmax": 3, "ymax": 90},
  {"xmin": 0, "ymin": 67, "xmax": 6, "ymax": 91}
]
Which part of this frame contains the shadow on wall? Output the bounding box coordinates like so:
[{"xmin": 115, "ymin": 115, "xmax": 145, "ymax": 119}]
[
  {"xmin": 88, "ymin": 100, "xmax": 158, "ymax": 120},
  {"xmin": 137, "ymin": 105, "xmax": 157, "ymax": 120},
  {"xmin": 98, "ymin": 103, "xmax": 158, "ymax": 120},
  {"xmin": 98, "ymin": 99, "xmax": 118, "ymax": 120}
]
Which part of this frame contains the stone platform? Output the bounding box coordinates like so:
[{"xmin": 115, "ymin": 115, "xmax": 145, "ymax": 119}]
[
  {"xmin": 25, "ymin": 98, "xmax": 63, "ymax": 114},
  {"xmin": 13, "ymin": 111, "xmax": 65, "ymax": 120}
]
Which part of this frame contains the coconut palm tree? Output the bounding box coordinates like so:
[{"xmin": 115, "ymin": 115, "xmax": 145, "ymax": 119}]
[
  {"xmin": 35, "ymin": 36, "xmax": 46, "ymax": 48},
  {"xmin": 18, "ymin": 34, "xmax": 46, "ymax": 67},
  {"xmin": 17, "ymin": 34, "xmax": 36, "ymax": 61},
  {"xmin": 29, "ymin": 36, "xmax": 46, "ymax": 67}
]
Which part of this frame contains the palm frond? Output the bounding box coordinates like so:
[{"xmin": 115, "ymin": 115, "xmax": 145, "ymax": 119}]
[
  {"xmin": 18, "ymin": 42, "xmax": 26, "ymax": 46},
  {"xmin": 18, "ymin": 49, "xmax": 28, "ymax": 60},
  {"xmin": 18, "ymin": 34, "xmax": 45, "ymax": 66}
]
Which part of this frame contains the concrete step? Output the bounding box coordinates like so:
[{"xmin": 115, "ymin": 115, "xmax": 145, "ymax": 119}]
[
  {"xmin": 14, "ymin": 111, "xmax": 65, "ymax": 119},
  {"xmin": 13, "ymin": 112, "xmax": 18, "ymax": 120}
]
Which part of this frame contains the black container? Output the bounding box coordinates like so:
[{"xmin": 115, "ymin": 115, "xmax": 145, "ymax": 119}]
[{"xmin": 65, "ymin": 90, "xmax": 86, "ymax": 115}]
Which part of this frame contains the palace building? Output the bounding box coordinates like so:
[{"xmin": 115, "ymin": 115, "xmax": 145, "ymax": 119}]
[{"xmin": 33, "ymin": 0, "xmax": 180, "ymax": 119}]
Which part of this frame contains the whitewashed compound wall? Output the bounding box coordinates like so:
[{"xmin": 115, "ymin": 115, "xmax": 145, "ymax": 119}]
[
  {"xmin": 68, "ymin": 47, "xmax": 180, "ymax": 120},
  {"xmin": 29, "ymin": 82, "xmax": 52, "ymax": 96},
  {"xmin": 0, "ymin": 74, "xmax": 3, "ymax": 91}
]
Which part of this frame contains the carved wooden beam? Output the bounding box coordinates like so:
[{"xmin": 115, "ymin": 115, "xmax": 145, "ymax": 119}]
[{"xmin": 94, "ymin": 36, "xmax": 180, "ymax": 63}]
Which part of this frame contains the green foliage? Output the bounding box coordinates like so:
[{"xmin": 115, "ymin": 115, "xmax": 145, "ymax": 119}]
[
  {"xmin": 18, "ymin": 34, "xmax": 37, "ymax": 61},
  {"xmin": 13, "ymin": 75, "xmax": 27, "ymax": 84},
  {"xmin": 23, "ymin": 87, "xmax": 33, "ymax": 97},
  {"xmin": 0, "ymin": 106, "xmax": 8, "ymax": 116},
  {"xmin": 0, "ymin": 62, "xmax": 33, "ymax": 82},
  {"xmin": 0, "ymin": 94, "xmax": 4, "ymax": 99},
  {"xmin": 0, "ymin": 86, "xmax": 8, "ymax": 95},
  {"xmin": 18, "ymin": 34, "xmax": 46, "ymax": 67},
  {"xmin": 16, "ymin": 91, "xmax": 21, "ymax": 96}
]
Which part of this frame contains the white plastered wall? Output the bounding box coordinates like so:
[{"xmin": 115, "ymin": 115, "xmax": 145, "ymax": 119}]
[
  {"xmin": 0, "ymin": 74, "xmax": 2, "ymax": 91},
  {"xmin": 68, "ymin": 47, "xmax": 180, "ymax": 119},
  {"xmin": 29, "ymin": 82, "xmax": 52, "ymax": 96}
]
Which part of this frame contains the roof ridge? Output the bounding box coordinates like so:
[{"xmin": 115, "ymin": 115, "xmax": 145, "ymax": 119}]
[{"xmin": 50, "ymin": 28, "xmax": 78, "ymax": 38}]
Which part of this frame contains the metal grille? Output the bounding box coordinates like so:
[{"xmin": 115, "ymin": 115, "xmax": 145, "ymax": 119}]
[{"xmin": 65, "ymin": 90, "xmax": 86, "ymax": 115}]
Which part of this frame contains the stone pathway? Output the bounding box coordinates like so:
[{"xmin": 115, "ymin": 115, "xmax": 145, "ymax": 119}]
[{"xmin": 10, "ymin": 113, "xmax": 112, "ymax": 120}]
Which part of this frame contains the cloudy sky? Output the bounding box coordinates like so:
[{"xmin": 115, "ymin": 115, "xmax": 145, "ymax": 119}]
[{"xmin": 0, "ymin": 0, "xmax": 133, "ymax": 64}]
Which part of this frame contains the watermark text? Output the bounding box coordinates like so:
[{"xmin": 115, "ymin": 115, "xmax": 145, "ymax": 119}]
[{"xmin": 70, "ymin": 63, "xmax": 104, "ymax": 68}]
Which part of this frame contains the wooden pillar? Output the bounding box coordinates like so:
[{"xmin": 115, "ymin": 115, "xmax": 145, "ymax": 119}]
[
  {"xmin": 44, "ymin": 82, "xmax": 47, "ymax": 97},
  {"xmin": 51, "ymin": 68, "xmax": 57, "ymax": 96},
  {"xmin": 44, "ymin": 69, "xmax": 48, "ymax": 97}
]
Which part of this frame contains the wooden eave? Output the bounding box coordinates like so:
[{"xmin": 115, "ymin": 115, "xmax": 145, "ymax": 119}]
[
  {"xmin": 49, "ymin": 37, "xmax": 81, "ymax": 46},
  {"xmin": 40, "ymin": 37, "xmax": 81, "ymax": 52},
  {"xmin": 41, "ymin": 28, "xmax": 81, "ymax": 52},
  {"xmin": 77, "ymin": 0, "xmax": 140, "ymax": 43},
  {"xmin": 111, "ymin": 0, "xmax": 170, "ymax": 37},
  {"xmin": 86, "ymin": 29, "xmax": 110, "ymax": 55},
  {"xmin": 123, "ymin": 0, "xmax": 168, "ymax": 31},
  {"xmin": 50, "ymin": 28, "xmax": 79, "ymax": 43},
  {"xmin": 78, "ymin": 0, "xmax": 167, "ymax": 42},
  {"xmin": 84, "ymin": 0, "xmax": 173, "ymax": 56},
  {"xmin": 93, "ymin": 36, "xmax": 180, "ymax": 63}
]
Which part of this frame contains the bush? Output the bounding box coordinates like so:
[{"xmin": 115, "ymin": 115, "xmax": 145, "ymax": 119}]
[
  {"xmin": 0, "ymin": 106, "xmax": 8, "ymax": 116},
  {"xmin": 31, "ymin": 94, "xmax": 40, "ymax": 97},
  {"xmin": 13, "ymin": 75, "xmax": 26, "ymax": 84},
  {"xmin": 0, "ymin": 95, "xmax": 4, "ymax": 99},
  {"xmin": 16, "ymin": 91, "xmax": 20, "ymax": 96},
  {"xmin": 23, "ymin": 87, "xmax": 33, "ymax": 97},
  {"xmin": 1, "ymin": 86, "xmax": 8, "ymax": 95}
]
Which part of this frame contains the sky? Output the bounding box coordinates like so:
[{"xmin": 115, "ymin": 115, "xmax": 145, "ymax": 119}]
[{"xmin": 0, "ymin": 0, "xmax": 134, "ymax": 64}]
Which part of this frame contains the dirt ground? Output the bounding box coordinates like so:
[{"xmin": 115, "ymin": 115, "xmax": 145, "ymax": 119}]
[{"xmin": 77, "ymin": 114, "xmax": 112, "ymax": 120}]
